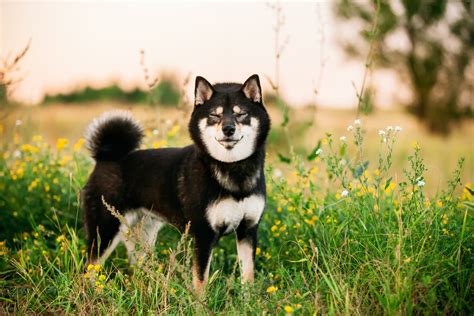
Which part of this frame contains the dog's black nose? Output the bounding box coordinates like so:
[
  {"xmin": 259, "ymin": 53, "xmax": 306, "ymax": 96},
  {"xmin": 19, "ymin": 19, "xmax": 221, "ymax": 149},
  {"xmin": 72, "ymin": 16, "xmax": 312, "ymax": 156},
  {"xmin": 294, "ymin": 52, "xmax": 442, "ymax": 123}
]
[{"xmin": 222, "ymin": 124, "xmax": 236, "ymax": 137}]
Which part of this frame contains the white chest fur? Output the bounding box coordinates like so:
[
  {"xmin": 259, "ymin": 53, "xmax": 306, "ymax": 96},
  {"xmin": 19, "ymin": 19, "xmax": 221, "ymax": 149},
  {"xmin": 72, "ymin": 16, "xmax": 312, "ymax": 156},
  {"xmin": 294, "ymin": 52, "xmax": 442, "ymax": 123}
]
[{"xmin": 206, "ymin": 195, "xmax": 265, "ymax": 234}]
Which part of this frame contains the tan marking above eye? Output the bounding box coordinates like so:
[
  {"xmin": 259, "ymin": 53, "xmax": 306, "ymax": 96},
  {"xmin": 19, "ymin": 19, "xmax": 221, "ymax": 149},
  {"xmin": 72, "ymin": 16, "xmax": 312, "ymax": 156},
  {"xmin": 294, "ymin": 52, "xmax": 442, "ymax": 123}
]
[
  {"xmin": 215, "ymin": 107, "xmax": 223, "ymax": 115},
  {"xmin": 233, "ymin": 106, "xmax": 241, "ymax": 114}
]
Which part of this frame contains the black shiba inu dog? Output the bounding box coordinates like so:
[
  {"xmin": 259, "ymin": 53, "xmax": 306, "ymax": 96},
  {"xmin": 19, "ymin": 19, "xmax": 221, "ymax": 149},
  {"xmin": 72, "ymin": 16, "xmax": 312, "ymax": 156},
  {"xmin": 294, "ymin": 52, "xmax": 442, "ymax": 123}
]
[{"xmin": 82, "ymin": 74, "xmax": 270, "ymax": 292}]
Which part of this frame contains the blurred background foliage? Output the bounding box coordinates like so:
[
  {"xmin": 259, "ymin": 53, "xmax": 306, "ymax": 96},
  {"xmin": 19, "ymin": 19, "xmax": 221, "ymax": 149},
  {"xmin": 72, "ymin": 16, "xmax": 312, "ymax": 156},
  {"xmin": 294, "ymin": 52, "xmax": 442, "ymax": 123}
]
[
  {"xmin": 43, "ymin": 77, "xmax": 181, "ymax": 107},
  {"xmin": 335, "ymin": 0, "xmax": 474, "ymax": 134}
]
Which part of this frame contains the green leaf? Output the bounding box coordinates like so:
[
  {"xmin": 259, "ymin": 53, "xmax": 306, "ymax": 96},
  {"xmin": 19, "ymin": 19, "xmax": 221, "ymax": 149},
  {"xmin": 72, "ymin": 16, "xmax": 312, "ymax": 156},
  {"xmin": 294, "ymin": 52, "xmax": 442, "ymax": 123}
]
[
  {"xmin": 307, "ymin": 140, "xmax": 322, "ymax": 161},
  {"xmin": 277, "ymin": 153, "xmax": 291, "ymax": 164},
  {"xmin": 339, "ymin": 144, "xmax": 347, "ymax": 156},
  {"xmin": 384, "ymin": 177, "xmax": 393, "ymax": 190},
  {"xmin": 288, "ymin": 258, "xmax": 308, "ymax": 263},
  {"xmin": 465, "ymin": 186, "xmax": 474, "ymax": 196}
]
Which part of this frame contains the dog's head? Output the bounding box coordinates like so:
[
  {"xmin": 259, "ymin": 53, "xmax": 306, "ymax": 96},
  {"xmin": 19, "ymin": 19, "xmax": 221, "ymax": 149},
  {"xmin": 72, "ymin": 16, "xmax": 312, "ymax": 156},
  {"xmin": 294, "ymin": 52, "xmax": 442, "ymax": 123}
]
[{"xmin": 189, "ymin": 74, "xmax": 270, "ymax": 163}]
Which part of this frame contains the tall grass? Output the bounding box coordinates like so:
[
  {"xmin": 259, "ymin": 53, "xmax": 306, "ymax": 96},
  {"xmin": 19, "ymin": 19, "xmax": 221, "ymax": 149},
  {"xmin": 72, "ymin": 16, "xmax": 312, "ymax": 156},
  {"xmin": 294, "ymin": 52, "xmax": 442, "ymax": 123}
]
[{"xmin": 0, "ymin": 117, "xmax": 472, "ymax": 314}]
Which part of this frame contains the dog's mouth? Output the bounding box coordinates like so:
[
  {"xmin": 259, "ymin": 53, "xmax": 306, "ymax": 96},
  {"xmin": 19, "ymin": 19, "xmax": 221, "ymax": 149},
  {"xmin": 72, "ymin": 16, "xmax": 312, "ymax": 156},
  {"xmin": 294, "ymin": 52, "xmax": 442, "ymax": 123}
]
[{"xmin": 216, "ymin": 136, "xmax": 243, "ymax": 149}]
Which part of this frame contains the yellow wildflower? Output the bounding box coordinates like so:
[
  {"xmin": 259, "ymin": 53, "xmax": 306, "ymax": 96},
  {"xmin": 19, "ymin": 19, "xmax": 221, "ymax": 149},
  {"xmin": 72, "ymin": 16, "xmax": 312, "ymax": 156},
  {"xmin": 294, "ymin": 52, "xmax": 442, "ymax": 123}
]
[
  {"xmin": 28, "ymin": 178, "xmax": 40, "ymax": 192},
  {"xmin": 73, "ymin": 138, "xmax": 85, "ymax": 152},
  {"xmin": 152, "ymin": 140, "xmax": 167, "ymax": 149},
  {"xmin": 436, "ymin": 200, "xmax": 443, "ymax": 208},
  {"xmin": 167, "ymin": 125, "xmax": 181, "ymax": 137},
  {"xmin": 87, "ymin": 264, "xmax": 94, "ymax": 271},
  {"xmin": 21, "ymin": 144, "xmax": 40, "ymax": 154},
  {"xmin": 56, "ymin": 138, "xmax": 69, "ymax": 150},
  {"xmin": 256, "ymin": 247, "xmax": 261, "ymax": 255},
  {"xmin": 16, "ymin": 168, "xmax": 24, "ymax": 178},
  {"xmin": 441, "ymin": 214, "xmax": 449, "ymax": 225},
  {"xmin": 59, "ymin": 155, "xmax": 72, "ymax": 166},
  {"xmin": 266, "ymin": 285, "xmax": 278, "ymax": 293},
  {"xmin": 98, "ymin": 274, "xmax": 106, "ymax": 281},
  {"xmin": 284, "ymin": 306, "xmax": 293, "ymax": 313},
  {"xmin": 94, "ymin": 264, "xmax": 101, "ymax": 272},
  {"xmin": 32, "ymin": 135, "xmax": 43, "ymax": 142}
]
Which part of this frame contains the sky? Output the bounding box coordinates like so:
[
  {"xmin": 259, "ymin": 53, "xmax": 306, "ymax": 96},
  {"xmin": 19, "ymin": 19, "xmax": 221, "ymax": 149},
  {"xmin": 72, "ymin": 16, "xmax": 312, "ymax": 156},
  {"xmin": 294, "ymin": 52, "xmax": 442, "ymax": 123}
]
[{"xmin": 1, "ymin": 0, "xmax": 405, "ymax": 108}]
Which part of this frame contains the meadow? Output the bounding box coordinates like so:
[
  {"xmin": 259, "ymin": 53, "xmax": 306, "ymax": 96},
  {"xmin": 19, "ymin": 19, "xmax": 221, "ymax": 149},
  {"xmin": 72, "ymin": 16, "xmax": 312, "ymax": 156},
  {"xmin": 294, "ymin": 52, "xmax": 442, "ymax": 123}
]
[{"xmin": 0, "ymin": 104, "xmax": 473, "ymax": 314}]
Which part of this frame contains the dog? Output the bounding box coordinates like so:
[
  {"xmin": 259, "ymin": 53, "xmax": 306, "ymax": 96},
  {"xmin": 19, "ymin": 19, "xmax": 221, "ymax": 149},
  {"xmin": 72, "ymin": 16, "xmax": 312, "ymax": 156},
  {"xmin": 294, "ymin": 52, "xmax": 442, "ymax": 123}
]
[{"xmin": 82, "ymin": 74, "xmax": 271, "ymax": 293}]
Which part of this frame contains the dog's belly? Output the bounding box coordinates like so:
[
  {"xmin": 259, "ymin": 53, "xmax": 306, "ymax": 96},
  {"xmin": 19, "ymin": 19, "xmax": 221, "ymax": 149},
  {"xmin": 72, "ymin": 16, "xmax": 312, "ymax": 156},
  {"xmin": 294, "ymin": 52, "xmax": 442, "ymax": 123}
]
[{"xmin": 205, "ymin": 195, "xmax": 265, "ymax": 234}]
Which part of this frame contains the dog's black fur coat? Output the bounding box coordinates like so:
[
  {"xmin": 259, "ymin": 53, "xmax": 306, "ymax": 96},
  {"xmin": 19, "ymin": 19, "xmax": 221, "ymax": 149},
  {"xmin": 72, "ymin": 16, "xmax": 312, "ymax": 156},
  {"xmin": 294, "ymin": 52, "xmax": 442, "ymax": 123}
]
[{"xmin": 82, "ymin": 75, "xmax": 270, "ymax": 286}]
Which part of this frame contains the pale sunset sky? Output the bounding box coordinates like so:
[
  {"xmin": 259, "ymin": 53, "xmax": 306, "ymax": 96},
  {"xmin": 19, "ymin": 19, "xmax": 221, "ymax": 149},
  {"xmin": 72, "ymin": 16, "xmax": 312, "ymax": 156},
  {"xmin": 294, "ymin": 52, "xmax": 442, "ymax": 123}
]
[{"xmin": 1, "ymin": 0, "xmax": 405, "ymax": 107}]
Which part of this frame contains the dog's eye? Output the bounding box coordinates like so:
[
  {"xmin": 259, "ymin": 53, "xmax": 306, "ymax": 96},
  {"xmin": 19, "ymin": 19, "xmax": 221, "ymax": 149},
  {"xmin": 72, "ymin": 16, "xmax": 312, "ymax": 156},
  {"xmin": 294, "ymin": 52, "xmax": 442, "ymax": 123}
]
[
  {"xmin": 208, "ymin": 114, "xmax": 221, "ymax": 123},
  {"xmin": 235, "ymin": 112, "xmax": 248, "ymax": 121}
]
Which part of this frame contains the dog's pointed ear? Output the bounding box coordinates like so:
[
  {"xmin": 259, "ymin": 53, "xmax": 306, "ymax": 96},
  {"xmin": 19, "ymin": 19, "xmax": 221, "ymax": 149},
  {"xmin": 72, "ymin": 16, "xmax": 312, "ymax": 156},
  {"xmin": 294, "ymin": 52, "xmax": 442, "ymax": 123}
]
[
  {"xmin": 195, "ymin": 76, "xmax": 214, "ymax": 106},
  {"xmin": 241, "ymin": 74, "xmax": 262, "ymax": 103}
]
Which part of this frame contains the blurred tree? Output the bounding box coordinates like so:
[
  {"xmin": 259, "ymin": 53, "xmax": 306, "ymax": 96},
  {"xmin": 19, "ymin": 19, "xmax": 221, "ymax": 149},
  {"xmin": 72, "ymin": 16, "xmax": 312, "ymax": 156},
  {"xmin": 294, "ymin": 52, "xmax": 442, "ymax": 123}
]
[{"xmin": 335, "ymin": 0, "xmax": 474, "ymax": 134}]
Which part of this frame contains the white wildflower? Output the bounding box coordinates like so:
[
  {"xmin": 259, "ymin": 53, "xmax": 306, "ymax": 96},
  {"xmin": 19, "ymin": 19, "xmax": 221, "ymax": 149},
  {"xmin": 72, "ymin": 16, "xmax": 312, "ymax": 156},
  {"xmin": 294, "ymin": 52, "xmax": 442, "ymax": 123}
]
[
  {"xmin": 315, "ymin": 148, "xmax": 323, "ymax": 155},
  {"xmin": 341, "ymin": 189, "xmax": 349, "ymax": 197},
  {"xmin": 15, "ymin": 119, "xmax": 22, "ymax": 126},
  {"xmin": 13, "ymin": 150, "xmax": 21, "ymax": 158},
  {"xmin": 378, "ymin": 130, "xmax": 386, "ymax": 136},
  {"xmin": 386, "ymin": 126, "xmax": 393, "ymax": 131},
  {"xmin": 273, "ymin": 168, "xmax": 283, "ymax": 178},
  {"xmin": 417, "ymin": 180, "xmax": 426, "ymax": 187},
  {"xmin": 152, "ymin": 129, "xmax": 160, "ymax": 135},
  {"xmin": 347, "ymin": 125, "xmax": 353, "ymax": 132},
  {"xmin": 395, "ymin": 126, "xmax": 403, "ymax": 132},
  {"xmin": 339, "ymin": 136, "xmax": 346, "ymax": 142},
  {"xmin": 354, "ymin": 119, "xmax": 361, "ymax": 126}
]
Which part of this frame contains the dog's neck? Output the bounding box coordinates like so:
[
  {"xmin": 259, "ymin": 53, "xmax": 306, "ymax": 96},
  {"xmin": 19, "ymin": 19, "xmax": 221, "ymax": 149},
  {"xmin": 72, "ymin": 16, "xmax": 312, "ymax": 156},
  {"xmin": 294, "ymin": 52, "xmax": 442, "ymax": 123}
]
[{"xmin": 199, "ymin": 147, "xmax": 265, "ymax": 194}]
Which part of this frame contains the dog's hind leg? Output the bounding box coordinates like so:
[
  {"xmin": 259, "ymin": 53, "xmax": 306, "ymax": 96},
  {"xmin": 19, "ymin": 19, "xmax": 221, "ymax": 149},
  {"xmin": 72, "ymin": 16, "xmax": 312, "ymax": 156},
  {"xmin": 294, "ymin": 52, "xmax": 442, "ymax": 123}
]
[
  {"xmin": 119, "ymin": 210, "xmax": 164, "ymax": 265},
  {"xmin": 83, "ymin": 192, "xmax": 121, "ymax": 265}
]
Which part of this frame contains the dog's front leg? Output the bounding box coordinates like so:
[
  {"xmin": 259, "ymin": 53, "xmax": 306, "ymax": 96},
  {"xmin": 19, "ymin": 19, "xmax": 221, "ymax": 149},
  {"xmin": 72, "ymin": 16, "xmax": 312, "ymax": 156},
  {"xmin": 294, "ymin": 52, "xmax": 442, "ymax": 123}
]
[
  {"xmin": 236, "ymin": 221, "xmax": 258, "ymax": 283},
  {"xmin": 192, "ymin": 228, "xmax": 217, "ymax": 294}
]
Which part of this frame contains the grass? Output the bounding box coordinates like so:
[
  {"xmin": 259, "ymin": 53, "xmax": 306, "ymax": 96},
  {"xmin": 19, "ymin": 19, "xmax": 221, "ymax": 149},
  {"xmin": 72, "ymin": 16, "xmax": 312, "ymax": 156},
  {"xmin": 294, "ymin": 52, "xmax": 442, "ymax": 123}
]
[{"xmin": 0, "ymin": 109, "xmax": 473, "ymax": 314}]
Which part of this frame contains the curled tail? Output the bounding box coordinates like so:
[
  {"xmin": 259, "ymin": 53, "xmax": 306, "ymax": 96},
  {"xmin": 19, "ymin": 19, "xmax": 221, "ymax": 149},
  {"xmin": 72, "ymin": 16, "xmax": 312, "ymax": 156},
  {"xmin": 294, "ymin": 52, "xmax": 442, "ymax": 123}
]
[{"xmin": 85, "ymin": 110, "xmax": 143, "ymax": 161}]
